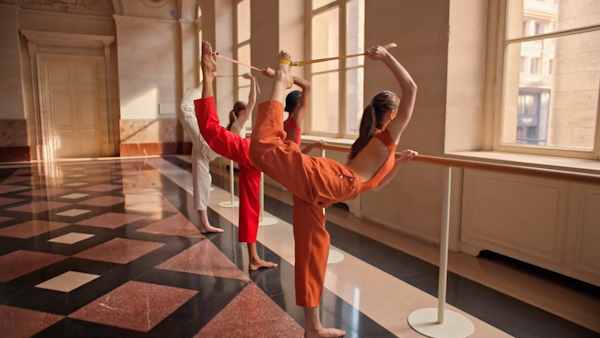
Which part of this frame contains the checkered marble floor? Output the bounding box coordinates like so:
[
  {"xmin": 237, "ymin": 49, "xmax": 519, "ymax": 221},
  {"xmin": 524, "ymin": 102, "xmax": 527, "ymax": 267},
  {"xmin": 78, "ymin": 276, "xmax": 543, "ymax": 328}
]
[{"xmin": 0, "ymin": 161, "xmax": 311, "ymax": 338}]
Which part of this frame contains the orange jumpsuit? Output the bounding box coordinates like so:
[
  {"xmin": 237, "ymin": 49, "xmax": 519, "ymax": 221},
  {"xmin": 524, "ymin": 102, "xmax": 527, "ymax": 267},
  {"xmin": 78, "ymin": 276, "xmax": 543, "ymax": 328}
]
[{"xmin": 249, "ymin": 100, "xmax": 396, "ymax": 307}]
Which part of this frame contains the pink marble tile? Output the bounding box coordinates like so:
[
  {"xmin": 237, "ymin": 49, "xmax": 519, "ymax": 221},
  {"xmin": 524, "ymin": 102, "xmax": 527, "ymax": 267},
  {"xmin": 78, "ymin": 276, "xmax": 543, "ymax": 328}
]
[
  {"xmin": 69, "ymin": 281, "xmax": 197, "ymax": 332},
  {"xmin": 78, "ymin": 196, "xmax": 125, "ymax": 207},
  {"xmin": 79, "ymin": 184, "xmax": 122, "ymax": 193},
  {"xmin": 0, "ymin": 185, "xmax": 29, "ymax": 194},
  {"xmin": 7, "ymin": 201, "xmax": 71, "ymax": 213},
  {"xmin": 83, "ymin": 175, "xmax": 113, "ymax": 182},
  {"xmin": 0, "ymin": 220, "xmax": 71, "ymax": 239},
  {"xmin": 124, "ymin": 195, "xmax": 178, "ymax": 213},
  {"xmin": 137, "ymin": 214, "xmax": 204, "ymax": 238},
  {"xmin": 194, "ymin": 284, "xmax": 304, "ymax": 338},
  {"xmin": 0, "ymin": 305, "xmax": 64, "ymax": 338},
  {"xmin": 157, "ymin": 240, "xmax": 248, "ymax": 281},
  {"xmin": 74, "ymin": 238, "xmax": 165, "ymax": 264},
  {"xmin": 122, "ymin": 187, "xmax": 161, "ymax": 196},
  {"xmin": 76, "ymin": 212, "xmax": 146, "ymax": 229},
  {"xmin": 19, "ymin": 188, "xmax": 71, "ymax": 197},
  {"xmin": 83, "ymin": 169, "xmax": 113, "ymax": 175},
  {"xmin": 1, "ymin": 175, "xmax": 33, "ymax": 184},
  {"xmin": 13, "ymin": 169, "xmax": 32, "ymax": 175},
  {"xmin": 0, "ymin": 216, "xmax": 13, "ymax": 224},
  {"xmin": 0, "ymin": 250, "xmax": 67, "ymax": 282},
  {"xmin": 0, "ymin": 197, "xmax": 25, "ymax": 207}
]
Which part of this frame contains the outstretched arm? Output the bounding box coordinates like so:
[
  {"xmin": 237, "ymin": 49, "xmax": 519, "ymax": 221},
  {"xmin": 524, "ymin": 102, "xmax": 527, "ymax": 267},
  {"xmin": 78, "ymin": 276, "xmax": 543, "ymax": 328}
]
[
  {"xmin": 372, "ymin": 150, "xmax": 418, "ymax": 191},
  {"xmin": 290, "ymin": 76, "xmax": 311, "ymax": 125},
  {"xmin": 235, "ymin": 73, "xmax": 256, "ymax": 128},
  {"xmin": 262, "ymin": 67, "xmax": 311, "ymax": 125},
  {"xmin": 300, "ymin": 140, "xmax": 324, "ymax": 154},
  {"xmin": 366, "ymin": 46, "xmax": 417, "ymax": 145}
]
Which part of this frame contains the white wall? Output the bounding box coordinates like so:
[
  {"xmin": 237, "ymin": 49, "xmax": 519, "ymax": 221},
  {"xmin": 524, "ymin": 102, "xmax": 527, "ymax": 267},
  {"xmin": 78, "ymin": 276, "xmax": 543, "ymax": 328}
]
[
  {"xmin": 0, "ymin": 4, "xmax": 25, "ymax": 120},
  {"xmin": 115, "ymin": 16, "xmax": 179, "ymax": 120}
]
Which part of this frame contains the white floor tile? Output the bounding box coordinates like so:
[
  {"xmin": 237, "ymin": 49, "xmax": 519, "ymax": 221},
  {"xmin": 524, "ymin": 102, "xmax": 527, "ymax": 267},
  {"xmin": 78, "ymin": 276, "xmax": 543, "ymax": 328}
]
[
  {"xmin": 36, "ymin": 271, "xmax": 100, "ymax": 292},
  {"xmin": 48, "ymin": 232, "xmax": 95, "ymax": 244},
  {"xmin": 56, "ymin": 209, "xmax": 91, "ymax": 217}
]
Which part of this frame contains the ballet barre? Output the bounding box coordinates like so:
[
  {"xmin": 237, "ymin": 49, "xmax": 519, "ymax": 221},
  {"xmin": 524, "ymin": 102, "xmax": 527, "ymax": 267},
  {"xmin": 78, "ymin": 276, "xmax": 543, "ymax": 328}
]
[{"xmin": 303, "ymin": 140, "xmax": 600, "ymax": 338}]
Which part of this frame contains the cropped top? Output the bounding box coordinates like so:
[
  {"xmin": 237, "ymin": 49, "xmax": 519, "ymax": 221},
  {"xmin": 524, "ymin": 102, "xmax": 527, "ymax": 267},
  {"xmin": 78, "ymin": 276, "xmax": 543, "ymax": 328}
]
[
  {"xmin": 283, "ymin": 117, "xmax": 301, "ymax": 145},
  {"xmin": 358, "ymin": 129, "xmax": 397, "ymax": 192}
]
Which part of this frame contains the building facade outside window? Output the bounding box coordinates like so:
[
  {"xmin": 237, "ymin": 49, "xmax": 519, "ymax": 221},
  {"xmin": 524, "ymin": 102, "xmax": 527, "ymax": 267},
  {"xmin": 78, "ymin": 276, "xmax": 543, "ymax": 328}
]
[{"xmin": 494, "ymin": 0, "xmax": 600, "ymax": 159}]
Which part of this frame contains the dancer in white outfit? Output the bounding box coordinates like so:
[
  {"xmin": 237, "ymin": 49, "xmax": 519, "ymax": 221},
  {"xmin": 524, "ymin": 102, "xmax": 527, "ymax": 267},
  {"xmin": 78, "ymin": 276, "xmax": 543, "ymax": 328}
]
[
  {"xmin": 178, "ymin": 74, "xmax": 256, "ymax": 233},
  {"xmin": 179, "ymin": 82, "xmax": 223, "ymax": 233}
]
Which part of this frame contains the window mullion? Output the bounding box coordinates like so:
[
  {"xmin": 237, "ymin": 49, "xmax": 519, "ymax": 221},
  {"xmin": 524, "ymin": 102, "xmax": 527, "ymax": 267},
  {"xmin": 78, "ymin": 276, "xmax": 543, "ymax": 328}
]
[
  {"xmin": 339, "ymin": 2, "xmax": 346, "ymax": 138},
  {"xmin": 233, "ymin": 0, "xmax": 239, "ymax": 102}
]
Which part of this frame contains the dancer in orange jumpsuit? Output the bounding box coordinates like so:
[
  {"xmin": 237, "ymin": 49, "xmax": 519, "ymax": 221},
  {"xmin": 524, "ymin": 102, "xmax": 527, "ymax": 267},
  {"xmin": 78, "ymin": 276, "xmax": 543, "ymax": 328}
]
[
  {"xmin": 195, "ymin": 44, "xmax": 276, "ymax": 271},
  {"xmin": 249, "ymin": 47, "xmax": 418, "ymax": 338}
]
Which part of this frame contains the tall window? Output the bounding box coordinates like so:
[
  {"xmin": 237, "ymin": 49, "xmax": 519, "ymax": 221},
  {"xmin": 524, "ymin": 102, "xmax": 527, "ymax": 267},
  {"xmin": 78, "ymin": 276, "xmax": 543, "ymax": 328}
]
[
  {"xmin": 495, "ymin": 0, "xmax": 600, "ymax": 159},
  {"xmin": 197, "ymin": 6, "xmax": 202, "ymax": 84},
  {"xmin": 234, "ymin": 0, "xmax": 251, "ymax": 125},
  {"xmin": 308, "ymin": 0, "xmax": 365, "ymax": 137}
]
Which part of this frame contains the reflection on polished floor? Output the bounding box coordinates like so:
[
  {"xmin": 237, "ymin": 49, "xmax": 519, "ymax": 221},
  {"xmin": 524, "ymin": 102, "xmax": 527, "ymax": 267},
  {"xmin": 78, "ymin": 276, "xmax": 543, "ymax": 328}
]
[{"xmin": 0, "ymin": 157, "xmax": 598, "ymax": 338}]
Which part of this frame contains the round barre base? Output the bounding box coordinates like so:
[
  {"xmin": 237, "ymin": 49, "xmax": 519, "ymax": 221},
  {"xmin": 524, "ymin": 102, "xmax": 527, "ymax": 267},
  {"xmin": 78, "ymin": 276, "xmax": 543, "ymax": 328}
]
[
  {"xmin": 327, "ymin": 250, "xmax": 344, "ymax": 264},
  {"xmin": 259, "ymin": 217, "xmax": 278, "ymax": 226},
  {"xmin": 408, "ymin": 308, "xmax": 474, "ymax": 338},
  {"xmin": 218, "ymin": 201, "xmax": 240, "ymax": 208},
  {"xmin": 210, "ymin": 187, "xmax": 215, "ymax": 192}
]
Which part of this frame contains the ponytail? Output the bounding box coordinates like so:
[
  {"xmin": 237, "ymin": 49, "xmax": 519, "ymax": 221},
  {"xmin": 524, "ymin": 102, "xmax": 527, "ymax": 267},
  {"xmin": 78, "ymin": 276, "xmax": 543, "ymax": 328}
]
[
  {"xmin": 348, "ymin": 91, "xmax": 399, "ymax": 159},
  {"xmin": 349, "ymin": 104, "xmax": 377, "ymax": 159},
  {"xmin": 226, "ymin": 110, "xmax": 236, "ymax": 131},
  {"xmin": 227, "ymin": 101, "xmax": 246, "ymax": 131}
]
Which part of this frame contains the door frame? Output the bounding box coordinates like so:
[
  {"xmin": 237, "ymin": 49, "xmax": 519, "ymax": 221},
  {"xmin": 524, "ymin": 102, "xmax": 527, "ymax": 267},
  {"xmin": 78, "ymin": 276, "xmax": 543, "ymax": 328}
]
[
  {"xmin": 37, "ymin": 53, "xmax": 110, "ymax": 160},
  {"xmin": 20, "ymin": 30, "xmax": 116, "ymax": 161}
]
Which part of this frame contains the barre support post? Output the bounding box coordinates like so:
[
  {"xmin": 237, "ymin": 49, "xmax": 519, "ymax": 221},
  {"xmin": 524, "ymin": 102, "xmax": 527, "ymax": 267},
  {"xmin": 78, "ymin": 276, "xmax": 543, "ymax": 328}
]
[
  {"xmin": 258, "ymin": 172, "xmax": 278, "ymax": 226},
  {"xmin": 218, "ymin": 159, "xmax": 239, "ymax": 208},
  {"xmin": 407, "ymin": 166, "xmax": 474, "ymax": 338}
]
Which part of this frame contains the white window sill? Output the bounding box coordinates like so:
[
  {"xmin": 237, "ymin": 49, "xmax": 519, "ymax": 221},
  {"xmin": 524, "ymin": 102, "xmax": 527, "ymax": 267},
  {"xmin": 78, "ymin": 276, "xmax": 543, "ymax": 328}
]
[
  {"xmin": 298, "ymin": 137, "xmax": 600, "ymax": 174},
  {"xmin": 447, "ymin": 151, "xmax": 600, "ymax": 174}
]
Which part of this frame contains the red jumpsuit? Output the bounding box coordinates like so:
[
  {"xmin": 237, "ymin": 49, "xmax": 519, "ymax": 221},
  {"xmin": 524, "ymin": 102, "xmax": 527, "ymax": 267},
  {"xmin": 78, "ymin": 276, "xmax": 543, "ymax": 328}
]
[
  {"xmin": 194, "ymin": 97, "xmax": 260, "ymax": 243},
  {"xmin": 249, "ymin": 100, "xmax": 396, "ymax": 307}
]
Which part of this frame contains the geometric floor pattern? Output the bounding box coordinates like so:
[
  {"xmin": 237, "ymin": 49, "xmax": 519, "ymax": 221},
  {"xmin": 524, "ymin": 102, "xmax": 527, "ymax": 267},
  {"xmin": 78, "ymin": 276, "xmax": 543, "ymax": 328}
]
[
  {"xmin": 0, "ymin": 160, "xmax": 365, "ymax": 338},
  {"xmin": 3, "ymin": 159, "xmax": 598, "ymax": 338}
]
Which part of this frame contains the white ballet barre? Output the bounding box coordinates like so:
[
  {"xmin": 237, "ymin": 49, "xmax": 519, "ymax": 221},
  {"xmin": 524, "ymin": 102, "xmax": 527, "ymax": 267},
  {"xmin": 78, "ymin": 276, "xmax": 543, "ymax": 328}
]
[
  {"xmin": 218, "ymin": 159, "xmax": 239, "ymax": 208},
  {"xmin": 311, "ymin": 141, "xmax": 600, "ymax": 338},
  {"xmin": 258, "ymin": 172, "xmax": 278, "ymax": 226}
]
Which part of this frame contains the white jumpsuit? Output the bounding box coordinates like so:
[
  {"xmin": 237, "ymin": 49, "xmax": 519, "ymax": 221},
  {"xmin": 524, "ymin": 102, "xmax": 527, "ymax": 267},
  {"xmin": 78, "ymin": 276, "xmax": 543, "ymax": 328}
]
[
  {"xmin": 178, "ymin": 87, "xmax": 247, "ymax": 210},
  {"xmin": 179, "ymin": 87, "xmax": 219, "ymax": 210}
]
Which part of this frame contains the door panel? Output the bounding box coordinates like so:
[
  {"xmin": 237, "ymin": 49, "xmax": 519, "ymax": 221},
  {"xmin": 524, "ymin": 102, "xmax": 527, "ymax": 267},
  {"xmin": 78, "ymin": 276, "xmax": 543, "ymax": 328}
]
[{"xmin": 42, "ymin": 57, "xmax": 104, "ymax": 159}]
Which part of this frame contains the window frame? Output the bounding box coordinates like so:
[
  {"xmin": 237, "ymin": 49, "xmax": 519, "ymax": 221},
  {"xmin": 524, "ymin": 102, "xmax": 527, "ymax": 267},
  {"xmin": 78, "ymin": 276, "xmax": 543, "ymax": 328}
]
[
  {"xmin": 306, "ymin": 0, "xmax": 364, "ymax": 139},
  {"xmin": 489, "ymin": 0, "xmax": 600, "ymax": 160},
  {"xmin": 233, "ymin": 0, "xmax": 251, "ymax": 108}
]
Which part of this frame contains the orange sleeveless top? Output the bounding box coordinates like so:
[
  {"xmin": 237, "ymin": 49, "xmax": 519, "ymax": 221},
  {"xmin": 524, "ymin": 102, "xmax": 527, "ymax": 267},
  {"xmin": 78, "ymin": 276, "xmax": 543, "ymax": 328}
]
[{"xmin": 358, "ymin": 129, "xmax": 397, "ymax": 192}]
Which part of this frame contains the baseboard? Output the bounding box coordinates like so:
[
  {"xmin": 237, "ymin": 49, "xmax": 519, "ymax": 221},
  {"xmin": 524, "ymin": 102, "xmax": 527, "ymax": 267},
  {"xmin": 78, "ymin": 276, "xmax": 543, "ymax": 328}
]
[
  {"xmin": 119, "ymin": 142, "xmax": 192, "ymax": 156},
  {"xmin": 0, "ymin": 146, "xmax": 31, "ymax": 163}
]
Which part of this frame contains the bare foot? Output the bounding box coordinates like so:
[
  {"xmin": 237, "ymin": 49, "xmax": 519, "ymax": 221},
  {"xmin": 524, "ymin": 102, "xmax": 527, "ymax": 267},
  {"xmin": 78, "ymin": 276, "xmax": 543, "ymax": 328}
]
[
  {"xmin": 201, "ymin": 41, "xmax": 217, "ymax": 74},
  {"xmin": 305, "ymin": 328, "xmax": 346, "ymax": 338},
  {"xmin": 199, "ymin": 223, "xmax": 224, "ymax": 234},
  {"xmin": 276, "ymin": 50, "xmax": 294, "ymax": 89},
  {"xmin": 249, "ymin": 257, "xmax": 278, "ymax": 271}
]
